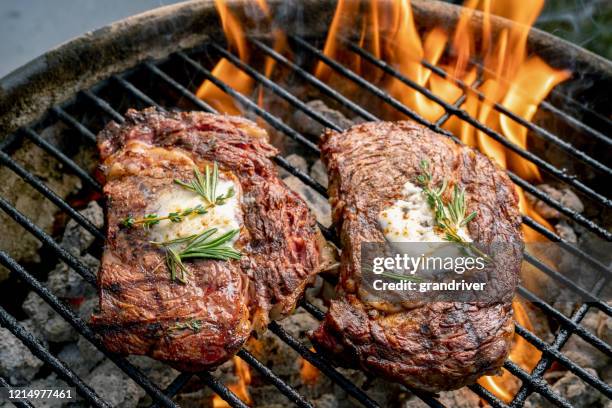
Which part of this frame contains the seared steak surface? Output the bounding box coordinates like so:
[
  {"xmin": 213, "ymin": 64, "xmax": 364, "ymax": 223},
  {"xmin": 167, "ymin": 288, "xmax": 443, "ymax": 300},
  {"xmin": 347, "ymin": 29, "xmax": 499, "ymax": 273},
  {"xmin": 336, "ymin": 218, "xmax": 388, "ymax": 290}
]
[
  {"xmin": 311, "ymin": 121, "xmax": 523, "ymax": 392},
  {"xmin": 92, "ymin": 108, "xmax": 326, "ymax": 371}
]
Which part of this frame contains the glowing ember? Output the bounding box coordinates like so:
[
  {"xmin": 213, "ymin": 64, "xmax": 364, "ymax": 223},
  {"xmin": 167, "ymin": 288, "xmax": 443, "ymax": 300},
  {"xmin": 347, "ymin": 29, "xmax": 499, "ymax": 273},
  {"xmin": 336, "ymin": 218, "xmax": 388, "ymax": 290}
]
[
  {"xmin": 477, "ymin": 300, "xmax": 542, "ymax": 402},
  {"xmin": 212, "ymin": 356, "xmax": 252, "ymax": 407},
  {"xmin": 299, "ymin": 348, "xmax": 320, "ymax": 386}
]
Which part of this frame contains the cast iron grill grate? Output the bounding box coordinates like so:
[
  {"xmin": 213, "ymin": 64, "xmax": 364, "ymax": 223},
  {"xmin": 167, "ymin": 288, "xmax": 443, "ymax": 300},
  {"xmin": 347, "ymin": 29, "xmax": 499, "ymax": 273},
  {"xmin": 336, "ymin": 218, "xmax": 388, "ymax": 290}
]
[{"xmin": 0, "ymin": 33, "xmax": 610, "ymax": 408}]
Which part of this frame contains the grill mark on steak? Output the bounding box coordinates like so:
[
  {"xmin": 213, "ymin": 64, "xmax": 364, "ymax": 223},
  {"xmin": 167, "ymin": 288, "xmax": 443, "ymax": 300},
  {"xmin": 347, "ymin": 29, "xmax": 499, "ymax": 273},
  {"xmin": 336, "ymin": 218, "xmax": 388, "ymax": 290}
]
[
  {"xmin": 91, "ymin": 108, "xmax": 330, "ymax": 371},
  {"xmin": 311, "ymin": 121, "xmax": 523, "ymax": 392}
]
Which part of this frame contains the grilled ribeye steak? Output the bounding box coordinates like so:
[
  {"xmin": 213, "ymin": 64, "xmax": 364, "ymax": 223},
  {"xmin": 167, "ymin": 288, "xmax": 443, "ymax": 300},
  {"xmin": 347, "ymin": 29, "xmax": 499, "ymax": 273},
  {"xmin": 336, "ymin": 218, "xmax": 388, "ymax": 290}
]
[
  {"xmin": 91, "ymin": 108, "xmax": 328, "ymax": 371},
  {"xmin": 311, "ymin": 121, "xmax": 523, "ymax": 392}
]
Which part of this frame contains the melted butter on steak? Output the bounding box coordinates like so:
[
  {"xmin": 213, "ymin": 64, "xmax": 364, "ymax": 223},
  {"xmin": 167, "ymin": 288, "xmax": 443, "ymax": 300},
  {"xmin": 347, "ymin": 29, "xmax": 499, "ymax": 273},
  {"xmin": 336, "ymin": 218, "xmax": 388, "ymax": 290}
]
[
  {"xmin": 378, "ymin": 180, "xmax": 470, "ymax": 243},
  {"xmin": 147, "ymin": 176, "xmax": 242, "ymax": 244}
]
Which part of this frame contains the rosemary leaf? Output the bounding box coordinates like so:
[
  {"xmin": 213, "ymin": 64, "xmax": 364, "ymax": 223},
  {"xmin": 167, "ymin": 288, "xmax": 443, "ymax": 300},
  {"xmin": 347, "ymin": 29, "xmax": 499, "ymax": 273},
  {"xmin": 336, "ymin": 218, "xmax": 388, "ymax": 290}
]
[
  {"xmin": 120, "ymin": 204, "xmax": 207, "ymax": 229},
  {"xmin": 152, "ymin": 228, "xmax": 241, "ymax": 284},
  {"xmin": 168, "ymin": 318, "xmax": 203, "ymax": 333},
  {"xmin": 175, "ymin": 162, "xmax": 232, "ymax": 207}
]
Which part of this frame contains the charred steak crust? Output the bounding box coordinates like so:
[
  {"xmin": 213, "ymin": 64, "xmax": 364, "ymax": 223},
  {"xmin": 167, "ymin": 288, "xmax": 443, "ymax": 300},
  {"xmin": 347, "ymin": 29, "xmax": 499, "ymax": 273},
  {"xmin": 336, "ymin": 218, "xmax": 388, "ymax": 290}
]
[
  {"xmin": 311, "ymin": 121, "xmax": 523, "ymax": 392},
  {"xmin": 91, "ymin": 108, "xmax": 325, "ymax": 371}
]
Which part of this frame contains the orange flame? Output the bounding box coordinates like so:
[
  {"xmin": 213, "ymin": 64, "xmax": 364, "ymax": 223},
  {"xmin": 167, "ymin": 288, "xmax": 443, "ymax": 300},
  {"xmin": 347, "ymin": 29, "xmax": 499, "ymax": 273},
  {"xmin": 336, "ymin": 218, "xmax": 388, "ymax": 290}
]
[
  {"xmin": 299, "ymin": 348, "xmax": 320, "ymax": 386},
  {"xmin": 212, "ymin": 356, "xmax": 252, "ymax": 408},
  {"xmin": 478, "ymin": 300, "xmax": 541, "ymax": 402},
  {"xmin": 196, "ymin": 0, "xmax": 254, "ymax": 114}
]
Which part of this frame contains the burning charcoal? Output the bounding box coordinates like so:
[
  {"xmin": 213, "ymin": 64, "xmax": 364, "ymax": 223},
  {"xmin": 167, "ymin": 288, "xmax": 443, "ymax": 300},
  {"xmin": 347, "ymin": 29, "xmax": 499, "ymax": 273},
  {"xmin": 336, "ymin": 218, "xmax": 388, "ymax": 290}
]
[
  {"xmin": 60, "ymin": 201, "xmax": 104, "ymax": 256},
  {"xmin": 282, "ymin": 176, "xmax": 332, "ymax": 227},
  {"xmin": 77, "ymin": 336, "xmax": 104, "ymax": 370},
  {"xmin": 128, "ymin": 355, "xmax": 179, "ymax": 392},
  {"xmin": 555, "ymin": 220, "xmax": 577, "ymax": 243},
  {"xmin": 310, "ymin": 159, "xmax": 329, "ymax": 188},
  {"xmin": 402, "ymin": 388, "xmax": 480, "ymax": 408},
  {"xmin": 173, "ymin": 388, "xmax": 212, "ymax": 408},
  {"xmin": 278, "ymin": 153, "xmax": 309, "ymax": 179},
  {"xmin": 58, "ymin": 343, "xmax": 97, "ymax": 378},
  {"xmin": 0, "ymin": 132, "xmax": 83, "ymax": 282},
  {"xmin": 527, "ymin": 369, "xmax": 601, "ymax": 408},
  {"xmin": 311, "ymin": 394, "xmax": 338, "ymax": 408},
  {"xmin": 0, "ymin": 319, "xmax": 45, "ymax": 384},
  {"xmin": 87, "ymin": 360, "xmax": 146, "ymax": 408},
  {"xmin": 526, "ymin": 184, "xmax": 584, "ymax": 220},
  {"xmin": 21, "ymin": 374, "xmax": 68, "ymax": 408},
  {"xmin": 292, "ymin": 100, "xmax": 354, "ymax": 138},
  {"xmin": 22, "ymin": 292, "xmax": 78, "ymax": 343},
  {"xmin": 561, "ymin": 310, "xmax": 611, "ymax": 372},
  {"xmin": 47, "ymin": 253, "xmax": 99, "ymax": 299}
]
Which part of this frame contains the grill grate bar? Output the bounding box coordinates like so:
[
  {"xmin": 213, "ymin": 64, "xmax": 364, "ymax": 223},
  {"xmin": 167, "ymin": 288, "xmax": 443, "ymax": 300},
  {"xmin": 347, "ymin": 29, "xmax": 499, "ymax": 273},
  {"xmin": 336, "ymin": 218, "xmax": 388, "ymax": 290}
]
[
  {"xmin": 144, "ymin": 61, "xmax": 218, "ymax": 114},
  {"xmin": 0, "ymin": 196, "xmax": 97, "ymax": 285},
  {"xmin": 51, "ymin": 107, "xmax": 97, "ymax": 144},
  {"xmin": 512, "ymin": 276, "xmax": 607, "ymax": 406},
  {"xmin": 434, "ymin": 78, "xmax": 484, "ymax": 128},
  {"xmin": 249, "ymin": 37, "xmax": 612, "ymax": 241},
  {"xmin": 517, "ymin": 286, "xmax": 611, "ymax": 357},
  {"xmin": 22, "ymin": 127, "xmax": 102, "ymax": 191},
  {"xmin": 537, "ymin": 99, "xmax": 612, "ymax": 147},
  {"xmin": 521, "ymin": 215, "xmax": 611, "ymax": 279},
  {"xmin": 0, "ymin": 250, "xmax": 184, "ymax": 408},
  {"xmin": 268, "ymin": 321, "xmax": 383, "ymax": 408},
  {"xmin": 503, "ymin": 360, "xmax": 572, "ymax": 408},
  {"xmin": 149, "ymin": 373, "xmax": 193, "ymax": 408},
  {"xmin": 514, "ymin": 323, "xmax": 612, "ymax": 398},
  {"xmin": 82, "ymin": 90, "xmax": 126, "ymax": 123},
  {"xmin": 0, "ymin": 376, "xmax": 36, "ymax": 408},
  {"xmin": 291, "ymin": 35, "xmax": 612, "ymax": 210},
  {"xmin": 349, "ymin": 42, "xmax": 612, "ymax": 177},
  {"xmin": 413, "ymin": 52, "xmax": 612, "ymax": 151},
  {"xmin": 0, "ymin": 150, "xmax": 103, "ymax": 240},
  {"xmin": 471, "ymin": 56, "xmax": 612, "ymax": 141},
  {"xmin": 523, "ymin": 252, "xmax": 611, "ymax": 317},
  {"xmin": 467, "ymin": 384, "xmax": 510, "ymax": 408},
  {"xmin": 250, "ymin": 38, "xmax": 379, "ymax": 122},
  {"xmin": 178, "ymin": 52, "xmax": 320, "ymax": 154},
  {"xmin": 0, "ymin": 305, "xmax": 110, "ymax": 408},
  {"xmin": 210, "ymin": 44, "xmax": 344, "ymax": 132},
  {"xmin": 112, "ymin": 76, "xmax": 165, "ymax": 111},
  {"xmin": 237, "ymin": 349, "xmax": 315, "ymax": 408},
  {"xmin": 198, "ymin": 372, "xmax": 249, "ymax": 408},
  {"xmin": 507, "ymin": 171, "xmax": 611, "ymax": 241}
]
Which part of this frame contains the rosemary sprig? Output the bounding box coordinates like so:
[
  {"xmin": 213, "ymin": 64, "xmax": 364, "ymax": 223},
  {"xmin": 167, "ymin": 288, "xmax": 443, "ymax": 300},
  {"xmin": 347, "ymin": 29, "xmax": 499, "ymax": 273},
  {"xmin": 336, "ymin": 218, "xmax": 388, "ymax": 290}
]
[
  {"xmin": 168, "ymin": 318, "xmax": 203, "ymax": 333},
  {"xmin": 120, "ymin": 205, "xmax": 207, "ymax": 229},
  {"xmin": 417, "ymin": 159, "xmax": 490, "ymax": 261},
  {"xmin": 174, "ymin": 163, "xmax": 235, "ymax": 207},
  {"xmin": 151, "ymin": 228, "xmax": 242, "ymax": 284},
  {"xmin": 381, "ymin": 271, "xmax": 423, "ymax": 282}
]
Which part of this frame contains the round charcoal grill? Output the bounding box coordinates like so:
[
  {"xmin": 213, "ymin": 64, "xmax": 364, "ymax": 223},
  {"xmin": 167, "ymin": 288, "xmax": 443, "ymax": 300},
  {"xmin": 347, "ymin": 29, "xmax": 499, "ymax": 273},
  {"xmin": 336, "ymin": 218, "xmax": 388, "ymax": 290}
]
[{"xmin": 0, "ymin": 1, "xmax": 610, "ymax": 407}]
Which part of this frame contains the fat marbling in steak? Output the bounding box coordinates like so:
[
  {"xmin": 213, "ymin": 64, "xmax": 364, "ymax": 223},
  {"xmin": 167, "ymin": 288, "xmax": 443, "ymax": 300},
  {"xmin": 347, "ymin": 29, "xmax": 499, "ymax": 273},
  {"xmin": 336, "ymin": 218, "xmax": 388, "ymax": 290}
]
[{"xmin": 311, "ymin": 121, "xmax": 523, "ymax": 392}]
